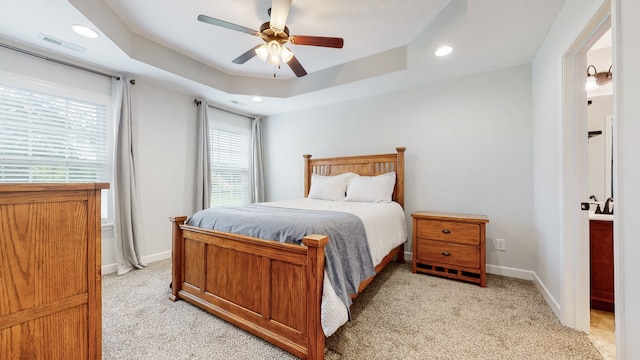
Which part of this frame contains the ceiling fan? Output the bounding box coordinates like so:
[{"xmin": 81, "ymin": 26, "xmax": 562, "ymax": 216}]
[{"xmin": 198, "ymin": 0, "xmax": 344, "ymax": 77}]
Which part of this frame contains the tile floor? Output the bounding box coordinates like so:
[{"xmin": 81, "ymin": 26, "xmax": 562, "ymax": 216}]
[{"xmin": 589, "ymin": 309, "xmax": 615, "ymax": 360}]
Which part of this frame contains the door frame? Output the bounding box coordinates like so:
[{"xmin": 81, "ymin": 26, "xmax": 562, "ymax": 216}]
[{"xmin": 561, "ymin": 4, "xmax": 611, "ymax": 332}]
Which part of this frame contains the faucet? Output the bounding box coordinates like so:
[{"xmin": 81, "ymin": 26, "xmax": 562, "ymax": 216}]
[
  {"xmin": 589, "ymin": 195, "xmax": 602, "ymax": 213},
  {"xmin": 603, "ymin": 197, "xmax": 614, "ymax": 215}
]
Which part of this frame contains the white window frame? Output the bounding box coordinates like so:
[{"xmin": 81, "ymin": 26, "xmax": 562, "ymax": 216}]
[
  {"xmin": 0, "ymin": 70, "xmax": 114, "ymax": 223},
  {"xmin": 208, "ymin": 109, "xmax": 251, "ymax": 207}
]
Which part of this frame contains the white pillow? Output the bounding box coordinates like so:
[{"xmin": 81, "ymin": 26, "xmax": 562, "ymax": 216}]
[
  {"xmin": 345, "ymin": 172, "xmax": 396, "ymax": 203},
  {"xmin": 307, "ymin": 173, "xmax": 357, "ymax": 201}
]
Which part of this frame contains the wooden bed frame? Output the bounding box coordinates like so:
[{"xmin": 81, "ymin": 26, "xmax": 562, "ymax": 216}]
[{"xmin": 169, "ymin": 147, "xmax": 406, "ymax": 359}]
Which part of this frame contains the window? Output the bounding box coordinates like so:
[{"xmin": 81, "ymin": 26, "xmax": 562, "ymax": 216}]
[
  {"xmin": 0, "ymin": 75, "xmax": 112, "ymax": 221},
  {"xmin": 208, "ymin": 108, "xmax": 251, "ymax": 207}
]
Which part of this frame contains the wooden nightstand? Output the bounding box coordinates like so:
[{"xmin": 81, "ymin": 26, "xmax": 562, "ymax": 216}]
[{"xmin": 412, "ymin": 211, "xmax": 489, "ymax": 287}]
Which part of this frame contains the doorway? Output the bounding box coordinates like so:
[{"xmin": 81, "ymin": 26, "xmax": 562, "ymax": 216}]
[
  {"xmin": 586, "ymin": 31, "xmax": 615, "ymax": 357},
  {"xmin": 562, "ymin": 3, "xmax": 615, "ymax": 359}
]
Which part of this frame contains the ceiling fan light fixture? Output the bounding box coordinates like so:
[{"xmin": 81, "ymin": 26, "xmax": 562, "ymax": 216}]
[
  {"xmin": 255, "ymin": 44, "xmax": 268, "ymax": 61},
  {"xmin": 268, "ymin": 55, "xmax": 280, "ymax": 66},
  {"xmin": 256, "ymin": 41, "xmax": 292, "ymax": 66},
  {"xmin": 281, "ymin": 47, "xmax": 294, "ymax": 63},
  {"xmin": 266, "ymin": 40, "xmax": 282, "ymax": 57}
]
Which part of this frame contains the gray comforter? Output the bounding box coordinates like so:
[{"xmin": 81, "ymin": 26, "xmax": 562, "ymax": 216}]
[{"xmin": 186, "ymin": 204, "xmax": 375, "ymax": 312}]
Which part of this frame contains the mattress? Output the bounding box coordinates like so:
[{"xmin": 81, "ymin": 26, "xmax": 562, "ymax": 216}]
[{"xmin": 262, "ymin": 198, "xmax": 407, "ymax": 336}]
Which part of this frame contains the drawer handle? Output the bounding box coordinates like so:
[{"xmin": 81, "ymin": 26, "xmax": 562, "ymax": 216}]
[
  {"xmin": 441, "ymin": 251, "xmax": 451, "ymax": 256},
  {"xmin": 442, "ymin": 229, "xmax": 451, "ymax": 234}
]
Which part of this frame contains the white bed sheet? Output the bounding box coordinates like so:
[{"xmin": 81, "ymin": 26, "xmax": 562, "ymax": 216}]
[{"xmin": 262, "ymin": 198, "xmax": 407, "ymax": 336}]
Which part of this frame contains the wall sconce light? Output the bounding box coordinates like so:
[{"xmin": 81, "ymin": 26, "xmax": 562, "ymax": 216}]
[{"xmin": 586, "ymin": 65, "xmax": 612, "ymax": 90}]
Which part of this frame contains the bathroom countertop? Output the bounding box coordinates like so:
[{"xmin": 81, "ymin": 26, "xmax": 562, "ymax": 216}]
[{"xmin": 589, "ymin": 213, "xmax": 614, "ymax": 221}]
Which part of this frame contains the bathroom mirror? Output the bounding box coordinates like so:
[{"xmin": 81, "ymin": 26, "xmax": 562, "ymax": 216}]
[
  {"xmin": 587, "ymin": 95, "xmax": 613, "ymax": 202},
  {"xmin": 604, "ymin": 115, "xmax": 613, "ymax": 200}
]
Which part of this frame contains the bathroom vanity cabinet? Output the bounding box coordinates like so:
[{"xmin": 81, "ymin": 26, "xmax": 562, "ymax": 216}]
[{"xmin": 590, "ymin": 219, "xmax": 614, "ymax": 312}]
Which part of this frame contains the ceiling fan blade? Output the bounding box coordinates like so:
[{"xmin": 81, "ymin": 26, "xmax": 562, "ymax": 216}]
[
  {"xmin": 290, "ymin": 35, "xmax": 344, "ymax": 48},
  {"xmin": 269, "ymin": 0, "xmax": 292, "ymax": 32},
  {"xmin": 197, "ymin": 14, "xmax": 258, "ymax": 35},
  {"xmin": 287, "ymin": 56, "xmax": 307, "ymax": 77},
  {"xmin": 232, "ymin": 45, "xmax": 262, "ymax": 64}
]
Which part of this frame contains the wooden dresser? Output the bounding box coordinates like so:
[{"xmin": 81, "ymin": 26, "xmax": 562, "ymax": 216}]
[
  {"xmin": 0, "ymin": 183, "xmax": 108, "ymax": 359},
  {"xmin": 412, "ymin": 211, "xmax": 489, "ymax": 287}
]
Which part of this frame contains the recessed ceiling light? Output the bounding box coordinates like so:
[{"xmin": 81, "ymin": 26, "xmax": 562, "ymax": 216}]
[
  {"xmin": 435, "ymin": 45, "xmax": 453, "ymax": 57},
  {"xmin": 252, "ymin": 96, "xmax": 263, "ymax": 102},
  {"xmin": 72, "ymin": 25, "xmax": 99, "ymax": 39}
]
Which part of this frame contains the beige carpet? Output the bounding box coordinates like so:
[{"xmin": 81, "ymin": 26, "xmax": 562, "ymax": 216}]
[{"xmin": 103, "ymin": 259, "xmax": 604, "ymax": 359}]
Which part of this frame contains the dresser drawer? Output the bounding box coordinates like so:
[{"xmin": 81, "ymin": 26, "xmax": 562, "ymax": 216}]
[
  {"xmin": 415, "ymin": 219, "xmax": 480, "ymax": 245},
  {"xmin": 416, "ymin": 239, "xmax": 480, "ymax": 269}
]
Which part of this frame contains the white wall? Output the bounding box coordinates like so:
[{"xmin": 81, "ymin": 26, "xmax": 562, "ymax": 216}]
[
  {"xmin": 123, "ymin": 79, "xmax": 197, "ymax": 266},
  {"xmin": 264, "ymin": 64, "xmax": 534, "ymax": 275},
  {"xmin": 531, "ymin": 0, "xmax": 607, "ymax": 316},
  {"xmin": 0, "ymin": 46, "xmax": 111, "ymax": 96}
]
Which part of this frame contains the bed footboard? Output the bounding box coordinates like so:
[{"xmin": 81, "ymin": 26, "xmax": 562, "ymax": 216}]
[{"xmin": 169, "ymin": 216, "xmax": 328, "ymax": 360}]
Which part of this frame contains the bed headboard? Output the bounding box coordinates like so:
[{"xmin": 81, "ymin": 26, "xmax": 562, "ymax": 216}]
[{"xmin": 303, "ymin": 147, "xmax": 406, "ymax": 208}]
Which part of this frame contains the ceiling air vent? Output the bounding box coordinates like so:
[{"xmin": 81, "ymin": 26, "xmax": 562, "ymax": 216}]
[
  {"xmin": 38, "ymin": 33, "xmax": 85, "ymax": 53},
  {"xmin": 230, "ymin": 100, "xmax": 247, "ymax": 106}
]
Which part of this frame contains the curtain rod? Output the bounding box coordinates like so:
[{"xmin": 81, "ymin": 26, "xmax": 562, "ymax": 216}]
[
  {"xmin": 0, "ymin": 42, "xmax": 122, "ymax": 81},
  {"xmin": 194, "ymin": 98, "xmax": 254, "ymax": 119}
]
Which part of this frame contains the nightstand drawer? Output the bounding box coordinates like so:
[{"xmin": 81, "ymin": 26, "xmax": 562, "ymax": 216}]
[
  {"xmin": 415, "ymin": 219, "xmax": 480, "ymax": 245},
  {"xmin": 416, "ymin": 239, "xmax": 479, "ymax": 269}
]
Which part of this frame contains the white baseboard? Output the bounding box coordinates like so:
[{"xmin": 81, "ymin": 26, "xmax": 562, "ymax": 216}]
[
  {"xmin": 101, "ymin": 250, "xmax": 172, "ymax": 275},
  {"xmin": 406, "ymin": 252, "xmax": 535, "ymax": 281},
  {"xmin": 531, "ymin": 271, "xmax": 562, "ymax": 319},
  {"xmin": 406, "ymin": 253, "xmax": 562, "ymax": 320},
  {"xmin": 142, "ymin": 250, "xmax": 172, "ymax": 264},
  {"xmin": 101, "ymin": 262, "xmax": 117, "ymax": 275},
  {"xmin": 486, "ymin": 264, "xmax": 561, "ymax": 320},
  {"xmin": 486, "ymin": 264, "xmax": 534, "ymax": 280}
]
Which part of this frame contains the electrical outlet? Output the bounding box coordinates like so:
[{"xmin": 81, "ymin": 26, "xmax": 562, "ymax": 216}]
[{"xmin": 496, "ymin": 238, "xmax": 506, "ymax": 251}]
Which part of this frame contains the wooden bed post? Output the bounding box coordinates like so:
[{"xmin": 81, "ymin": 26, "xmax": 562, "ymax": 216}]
[
  {"xmin": 395, "ymin": 147, "xmax": 406, "ymax": 208},
  {"xmin": 169, "ymin": 216, "xmax": 187, "ymax": 302},
  {"xmin": 395, "ymin": 147, "xmax": 406, "ymax": 264},
  {"xmin": 303, "ymin": 154, "xmax": 312, "ymax": 197},
  {"xmin": 302, "ymin": 234, "xmax": 328, "ymax": 360}
]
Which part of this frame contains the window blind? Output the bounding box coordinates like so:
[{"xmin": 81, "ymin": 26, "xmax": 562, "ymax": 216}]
[
  {"xmin": 0, "ymin": 84, "xmax": 108, "ymax": 182},
  {"xmin": 0, "ymin": 82, "xmax": 110, "ymax": 219},
  {"xmin": 209, "ymin": 125, "xmax": 250, "ymax": 207}
]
